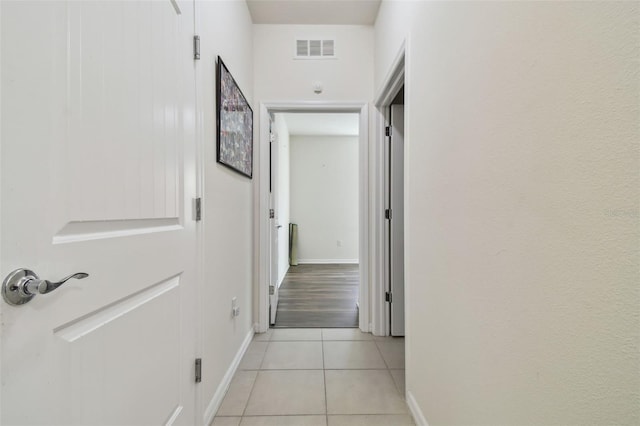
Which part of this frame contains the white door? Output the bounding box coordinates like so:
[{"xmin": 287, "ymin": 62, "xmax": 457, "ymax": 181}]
[
  {"xmin": 390, "ymin": 105, "xmax": 405, "ymax": 336},
  {"xmin": 1, "ymin": 1, "xmax": 199, "ymax": 424},
  {"xmin": 269, "ymin": 121, "xmax": 280, "ymax": 325}
]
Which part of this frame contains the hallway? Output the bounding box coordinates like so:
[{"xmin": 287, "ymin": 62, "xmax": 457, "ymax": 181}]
[{"xmin": 213, "ymin": 328, "xmax": 410, "ymax": 426}]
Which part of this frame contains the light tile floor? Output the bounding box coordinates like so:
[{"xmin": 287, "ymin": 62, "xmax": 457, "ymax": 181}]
[{"xmin": 212, "ymin": 328, "xmax": 413, "ymax": 426}]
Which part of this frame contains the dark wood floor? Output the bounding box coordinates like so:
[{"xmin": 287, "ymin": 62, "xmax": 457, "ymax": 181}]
[{"xmin": 274, "ymin": 264, "xmax": 359, "ymax": 328}]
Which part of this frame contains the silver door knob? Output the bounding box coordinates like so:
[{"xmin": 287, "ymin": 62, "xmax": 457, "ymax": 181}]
[{"xmin": 2, "ymin": 268, "xmax": 89, "ymax": 306}]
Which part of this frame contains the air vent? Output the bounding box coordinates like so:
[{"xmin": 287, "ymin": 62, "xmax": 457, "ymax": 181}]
[{"xmin": 295, "ymin": 39, "xmax": 336, "ymax": 59}]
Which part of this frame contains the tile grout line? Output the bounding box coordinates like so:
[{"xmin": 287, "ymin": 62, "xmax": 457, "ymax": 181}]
[
  {"xmin": 322, "ymin": 335, "xmax": 329, "ymax": 425},
  {"xmin": 373, "ymin": 337, "xmax": 392, "ymax": 371},
  {"xmin": 238, "ymin": 337, "xmax": 270, "ymax": 419},
  {"xmin": 222, "ymin": 331, "xmax": 405, "ymax": 424}
]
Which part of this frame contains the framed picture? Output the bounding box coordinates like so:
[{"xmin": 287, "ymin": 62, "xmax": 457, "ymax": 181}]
[{"xmin": 216, "ymin": 56, "xmax": 253, "ymax": 178}]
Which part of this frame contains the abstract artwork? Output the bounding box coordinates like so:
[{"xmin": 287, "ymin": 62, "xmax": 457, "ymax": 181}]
[{"xmin": 216, "ymin": 56, "xmax": 253, "ymax": 178}]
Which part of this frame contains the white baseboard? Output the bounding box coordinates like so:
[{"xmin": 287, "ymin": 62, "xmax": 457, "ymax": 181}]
[
  {"xmin": 297, "ymin": 259, "xmax": 359, "ymax": 264},
  {"xmin": 407, "ymin": 391, "xmax": 429, "ymax": 426},
  {"xmin": 203, "ymin": 327, "xmax": 254, "ymax": 425}
]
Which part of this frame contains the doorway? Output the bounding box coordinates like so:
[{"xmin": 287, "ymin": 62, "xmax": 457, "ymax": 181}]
[
  {"xmin": 270, "ymin": 112, "xmax": 360, "ymax": 328},
  {"xmin": 370, "ymin": 44, "xmax": 407, "ymax": 402},
  {"xmin": 256, "ymin": 102, "xmax": 370, "ymax": 334}
]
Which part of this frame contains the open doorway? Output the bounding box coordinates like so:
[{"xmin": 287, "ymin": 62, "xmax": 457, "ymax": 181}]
[
  {"xmin": 256, "ymin": 103, "xmax": 370, "ymax": 332},
  {"xmin": 270, "ymin": 112, "xmax": 360, "ymax": 328}
]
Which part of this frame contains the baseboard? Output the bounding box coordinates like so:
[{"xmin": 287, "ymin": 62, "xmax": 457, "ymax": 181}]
[
  {"xmin": 407, "ymin": 391, "xmax": 429, "ymax": 426},
  {"xmin": 297, "ymin": 259, "xmax": 359, "ymax": 264},
  {"xmin": 203, "ymin": 327, "xmax": 254, "ymax": 425}
]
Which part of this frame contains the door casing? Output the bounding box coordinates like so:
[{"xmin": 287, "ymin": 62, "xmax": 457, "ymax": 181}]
[
  {"xmin": 255, "ymin": 101, "xmax": 370, "ymax": 333},
  {"xmin": 373, "ymin": 42, "xmax": 407, "ymax": 337}
]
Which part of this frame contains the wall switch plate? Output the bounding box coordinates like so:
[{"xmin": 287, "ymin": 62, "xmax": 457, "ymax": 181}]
[{"xmin": 337, "ymin": 240, "xmax": 342, "ymax": 247}]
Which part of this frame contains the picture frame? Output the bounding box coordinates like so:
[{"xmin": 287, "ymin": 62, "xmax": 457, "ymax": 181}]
[{"xmin": 216, "ymin": 56, "xmax": 253, "ymax": 178}]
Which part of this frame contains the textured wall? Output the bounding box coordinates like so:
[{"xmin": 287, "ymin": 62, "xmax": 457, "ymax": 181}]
[{"xmin": 375, "ymin": 1, "xmax": 639, "ymax": 424}]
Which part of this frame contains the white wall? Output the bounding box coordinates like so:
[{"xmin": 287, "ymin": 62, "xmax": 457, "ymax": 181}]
[
  {"xmin": 274, "ymin": 114, "xmax": 290, "ymax": 283},
  {"xmin": 290, "ymin": 135, "xmax": 359, "ymax": 263},
  {"xmin": 375, "ymin": 1, "xmax": 639, "ymax": 424},
  {"xmin": 254, "ymin": 25, "xmax": 373, "ymax": 102},
  {"xmin": 197, "ymin": 0, "xmax": 254, "ymax": 421},
  {"xmin": 253, "ymin": 24, "xmax": 374, "ymax": 327}
]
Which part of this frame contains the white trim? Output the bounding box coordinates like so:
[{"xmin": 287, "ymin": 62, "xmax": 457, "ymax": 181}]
[
  {"xmin": 203, "ymin": 327, "xmax": 254, "ymax": 425},
  {"xmin": 358, "ymin": 102, "xmax": 370, "ymax": 336},
  {"xmin": 407, "ymin": 391, "xmax": 429, "ymax": 426},
  {"xmin": 164, "ymin": 405, "xmax": 183, "ymax": 426},
  {"xmin": 169, "ymin": 0, "xmax": 181, "ymax": 15},
  {"xmin": 255, "ymin": 101, "xmax": 370, "ymax": 335},
  {"xmin": 297, "ymin": 259, "xmax": 359, "ymax": 264},
  {"xmin": 374, "ymin": 40, "xmax": 406, "ymax": 107},
  {"xmin": 371, "ymin": 42, "xmax": 406, "ymax": 337}
]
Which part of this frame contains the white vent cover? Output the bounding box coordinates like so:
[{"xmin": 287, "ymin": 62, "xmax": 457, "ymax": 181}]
[{"xmin": 295, "ymin": 39, "xmax": 336, "ymax": 59}]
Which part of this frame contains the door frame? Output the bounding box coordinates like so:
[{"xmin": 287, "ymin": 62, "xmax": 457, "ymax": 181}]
[
  {"xmin": 372, "ymin": 42, "xmax": 406, "ymax": 337},
  {"xmin": 255, "ymin": 101, "xmax": 370, "ymax": 333},
  {"xmin": 268, "ymin": 116, "xmax": 280, "ymax": 326}
]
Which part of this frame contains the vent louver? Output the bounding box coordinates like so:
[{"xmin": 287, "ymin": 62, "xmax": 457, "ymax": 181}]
[
  {"xmin": 309, "ymin": 40, "xmax": 322, "ymax": 56},
  {"xmin": 296, "ymin": 39, "xmax": 308, "ymax": 57},
  {"xmin": 295, "ymin": 39, "xmax": 336, "ymax": 59},
  {"xmin": 322, "ymin": 40, "xmax": 334, "ymax": 56}
]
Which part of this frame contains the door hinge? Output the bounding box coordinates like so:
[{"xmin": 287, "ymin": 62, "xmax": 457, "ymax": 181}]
[
  {"xmin": 193, "ymin": 35, "xmax": 200, "ymax": 60},
  {"xmin": 195, "ymin": 358, "xmax": 202, "ymax": 383},
  {"xmin": 385, "ymin": 209, "xmax": 392, "ymax": 220},
  {"xmin": 195, "ymin": 197, "xmax": 202, "ymax": 221},
  {"xmin": 269, "ymin": 208, "xmax": 275, "ymax": 219},
  {"xmin": 385, "ymin": 292, "xmax": 392, "ymax": 303},
  {"xmin": 269, "ymin": 285, "xmax": 275, "ymax": 295},
  {"xmin": 385, "ymin": 126, "xmax": 392, "ymax": 137}
]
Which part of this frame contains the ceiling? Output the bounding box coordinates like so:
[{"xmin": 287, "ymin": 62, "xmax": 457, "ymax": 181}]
[
  {"xmin": 246, "ymin": 0, "xmax": 382, "ymax": 25},
  {"xmin": 281, "ymin": 113, "xmax": 359, "ymax": 136}
]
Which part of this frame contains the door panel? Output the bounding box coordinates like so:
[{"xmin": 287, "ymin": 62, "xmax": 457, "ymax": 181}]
[
  {"xmin": 390, "ymin": 105, "xmax": 405, "ymax": 336},
  {"xmin": 269, "ymin": 123, "xmax": 280, "ymax": 325},
  {"xmin": 1, "ymin": 1, "xmax": 198, "ymax": 424}
]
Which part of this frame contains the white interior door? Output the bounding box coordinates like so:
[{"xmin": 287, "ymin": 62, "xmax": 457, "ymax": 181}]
[
  {"xmin": 269, "ymin": 122, "xmax": 280, "ymax": 325},
  {"xmin": 390, "ymin": 105, "xmax": 405, "ymax": 336},
  {"xmin": 1, "ymin": 1, "xmax": 199, "ymax": 424}
]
